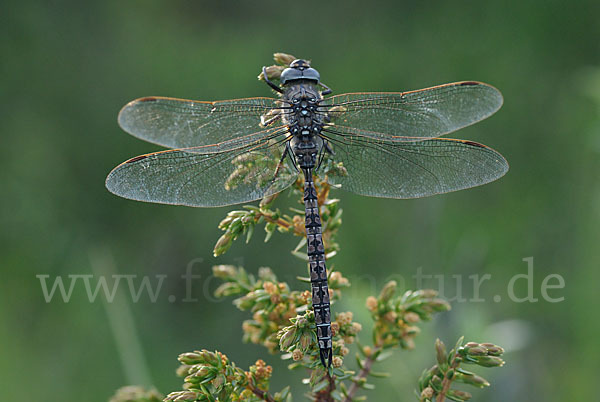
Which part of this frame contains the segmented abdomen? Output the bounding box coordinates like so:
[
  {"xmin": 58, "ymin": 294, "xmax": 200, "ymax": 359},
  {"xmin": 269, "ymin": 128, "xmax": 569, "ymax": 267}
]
[{"xmin": 304, "ymin": 172, "xmax": 332, "ymax": 367}]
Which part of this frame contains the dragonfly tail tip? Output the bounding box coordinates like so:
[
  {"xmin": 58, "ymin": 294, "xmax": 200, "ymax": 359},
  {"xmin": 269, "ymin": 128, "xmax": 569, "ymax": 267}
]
[{"xmin": 319, "ymin": 348, "xmax": 333, "ymax": 368}]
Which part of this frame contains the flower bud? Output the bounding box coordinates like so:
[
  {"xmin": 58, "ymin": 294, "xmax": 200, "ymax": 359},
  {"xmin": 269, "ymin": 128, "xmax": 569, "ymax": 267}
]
[
  {"xmin": 415, "ymin": 289, "xmax": 438, "ymax": 298},
  {"xmin": 164, "ymin": 391, "xmax": 199, "ymax": 401},
  {"xmin": 404, "ymin": 311, "xmax": 421, "ymax": 323},
  {"xmin": 213, "ymin": 233, "xmax": 233, "ymax": 257},
  {"xmin": 430, "ymin": 375, "xmax": 443, "ymax": 392},
  {"xmin": 458, "ymin": 373, "xmax": 490, "ymax": 388},
  {"xmin": 366, "ymin": 296, "xmax": 378, "ymax": 312},
  {"xmin": 447, "ymin": 389, "xmax": 472, "ymax": 401},
  {"xmin": 273, "ymin": 52, "xmax": 297, "ymax": 65},
  {"xmin": 178, "ymin": 352, "xmax": 203, "ymax": 365},
  {"xmin": 421, "ymin": 386, "xmax": 434, "ymax": 399},
  {"xmin": 279, "ymin": 328, "xmax": 296, "ymax": 350},
  {"xmin": 435, "ymin": 339, "xmax": 447, "ymax": 366},
  {"xmin": 464, "ymin": 346, "xmax": 487, "ymax": 356},
  {"xmin": 260, "ymin": 193, "xmax": 278, "ymax": 207},
  {"xmin": 213, "ymin": 265, "xmax": 238, "ymax": 279},
  {"xmin": 473, "ymin": 355, "xmax": 505, "ymax": 367},
  {"xmin": 332, "ymin": 356, "xmax": 343, "ymax": 368},
  {"xmin": 482, "ymin": 344, "xmax": 504, "ymax": 356},
  {"xmin": 299, "ymin": 333, "xmax": 312, "ymax": 350},
  {"xmin": 380, "ymin": 281, "xmax": 397, "ymax": 302},
  {"xmin": 292, "ymin": 349, "xmax": 304, "ymax": 361}
]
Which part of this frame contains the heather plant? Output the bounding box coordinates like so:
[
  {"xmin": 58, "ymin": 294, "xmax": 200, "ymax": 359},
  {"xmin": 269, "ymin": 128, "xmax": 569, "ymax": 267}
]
[{"xmin": 110, "ymin": 160, "xmax": 505, "ymax": 402}]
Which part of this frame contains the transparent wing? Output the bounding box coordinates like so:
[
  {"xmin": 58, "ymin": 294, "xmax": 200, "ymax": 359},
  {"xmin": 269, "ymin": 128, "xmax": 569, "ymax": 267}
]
[
  {"xmin": 105, "ymin": 136, "xmax": 298, "ymax": 207},
  {"xmin": 118, "ymin": 96, "xmax": 285, "ymax": 149},
  {"xmin": 320, "ymin": 82, "xmax": 502, "ymax": 141},
  {"xmin": 321, "ymin": 134, "xmax": 508, "ymax": 199}
]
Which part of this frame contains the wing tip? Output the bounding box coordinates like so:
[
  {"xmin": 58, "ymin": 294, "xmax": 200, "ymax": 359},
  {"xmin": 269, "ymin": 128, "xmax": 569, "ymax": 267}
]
[
  {"xmin": 124, "ymin": 154, "xmax": 149, "ymax": 163},
  {"xmin": 458, "ymin": 81, "xmax": 481, "ymax": 86},
  {"xmin": 138, "ymin": 96, "xmax": 159, "ymax": 103},
  {"xmin": 117, "ymin": 96, "xmax": 161, "ymax": 129},
  {"xmin": 461, "ymin": 140, "xmax": 486, "ymax": 148}
]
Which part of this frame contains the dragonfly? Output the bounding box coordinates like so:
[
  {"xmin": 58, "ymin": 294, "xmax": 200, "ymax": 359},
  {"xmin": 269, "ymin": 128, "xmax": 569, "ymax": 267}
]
[{"xmin": 106, "ymin": 58, "xmax": 508, "ymax": 367}]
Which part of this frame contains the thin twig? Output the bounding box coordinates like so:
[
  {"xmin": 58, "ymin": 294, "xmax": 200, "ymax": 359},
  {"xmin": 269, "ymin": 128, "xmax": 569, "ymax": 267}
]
[
  {"xmin": 436, "ymin": 354, "xmax": 458, "ymax": 402},
  {"xmin": 342, "ymin": 346, "xmax": 382, "ymax": 402},
  {"xmin": 247, "ymin": 382, "xmax": 275, "ymax": 402},
  {"xmin": 315, "ymin": 372, "xmax": 336, "ymax": 402},
  {"xmin": 257, "ymin": 211, "xmax": 308, "ymax": 236}
]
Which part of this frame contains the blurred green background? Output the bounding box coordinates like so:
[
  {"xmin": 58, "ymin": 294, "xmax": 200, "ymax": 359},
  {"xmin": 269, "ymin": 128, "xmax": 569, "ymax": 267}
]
[{"xmin": 2, "ymin": 0, "xmax": 599, "ymax": 400}]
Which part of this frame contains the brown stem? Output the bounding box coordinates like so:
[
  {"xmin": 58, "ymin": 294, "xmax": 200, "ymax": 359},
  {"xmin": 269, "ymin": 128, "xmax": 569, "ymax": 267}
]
[
  {"xmin": 342, "ymin": 346, "xmax": 382, "ymax": 402},
  {"xmin": 258, "ymin": 212, "xmax": 307, "ymax": 236},
  {"xmin": 261, "ymin": 213, "xmax": 292, "ymax": 229},
  {"xmin": 247, "ymin": 382, "xmax": 275, "ymax": 402},
  {"xmin": 314, "ymin": 372, "xmax": 336, "ymax": 402},
  {"xmin": 437, "ymin": 380, "xmax": 451, "ymax": 402},
  {"xmin": 436, "ymin": 354, "xmax": 459, "ymax": 402}
]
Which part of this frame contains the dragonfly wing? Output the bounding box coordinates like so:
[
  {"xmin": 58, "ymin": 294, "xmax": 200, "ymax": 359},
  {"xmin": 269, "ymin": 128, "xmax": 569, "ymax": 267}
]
[
  {"xmin": 322, "ymin": 135, "xmax": 508, "ymax": 199},
  {"xmin": 118, "ymin": 96, "xmax": 284, "ymax": 148},
  {"xmin": 321, "ymin": 82, "xmax": 502, "ymax": 141},
  {"xmin": 106, "ymin": 137, "xmax": 297, "ymax": 207}
]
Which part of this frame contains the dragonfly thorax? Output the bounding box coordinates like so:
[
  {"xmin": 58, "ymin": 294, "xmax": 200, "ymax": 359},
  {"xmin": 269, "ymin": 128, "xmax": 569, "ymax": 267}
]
[
  {"xmin": 290, "ymin": 133, "xmax": 323, "ymax": 169},
  {"xmin": 283, "ymin": 83, "xmax": 326, "ymax": 170}
]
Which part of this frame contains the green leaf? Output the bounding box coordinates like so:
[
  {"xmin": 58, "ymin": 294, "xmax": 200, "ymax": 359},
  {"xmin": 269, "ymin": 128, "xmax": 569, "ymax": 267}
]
[
  {"xmin": 375, "ymin": 350, "xmax": 394, "ymax": 362},
  {"xmin": 356, "ymin": 354, "xmax": 365, "ymax": 369},
  {"xmin": 312, "ymin": 379, "xmax": 329, "ymax": 393},
  {"xmin": 199, "ymin": 373, "xmax": 217, "ymax": 385},
  {"xmin": 245, "ymin": 224, "xmax": 254, "ymax": 243},
  {"xmin": 264, "ymin": 226, "xmax": 275, "ymax": 242},
  {"xmin": 456, "ymin": 367, "xmax": 475, "ymax": 376},
  {"xmin": 454, "ymin": 336, "xmax": 465, "ymax": 351},
  {"xmin": 369, "ymin": 370, "xmax": 390, "ymax": 378},
  {"xmin": 277, "ymin": 386, "xmax": 290, "ymax": 400},
  {"xmin": 291, "ymin": 250, "xmax": 309, "ymax": 261}
]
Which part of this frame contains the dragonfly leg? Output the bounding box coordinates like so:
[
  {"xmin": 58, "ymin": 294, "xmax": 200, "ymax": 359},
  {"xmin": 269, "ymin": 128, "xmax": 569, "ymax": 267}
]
[
  {"xmin": 260, "ymin": 109, "xmax": 282, "ymax": 127},
  {"xmin": 315, "ymin": 140, "xmax": 334, "ymax": 171},
  {"xmin": 319, "ymin": 82, "xmax": 333, "ymax": 96},
  {"xmin": 316, "ymin": 148, "xmax": 327, "ymax": 171},
  {"xmin": 262, "ymin": 66, "xmax": 283, "ymax": 94},
  {"xmin": 284, "ymin": 141, "xmax": 299, "ymax": 172}
]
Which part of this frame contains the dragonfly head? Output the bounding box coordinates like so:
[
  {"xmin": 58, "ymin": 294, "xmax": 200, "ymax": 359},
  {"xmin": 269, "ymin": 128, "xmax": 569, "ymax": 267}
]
[{"xmin": 280, "ymin": 59, "xmax": 320, "ymax": 85}]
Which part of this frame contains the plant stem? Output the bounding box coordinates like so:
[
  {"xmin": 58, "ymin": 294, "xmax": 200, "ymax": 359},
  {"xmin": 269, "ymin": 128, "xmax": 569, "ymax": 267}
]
[
  {"xmin": 259, "ymin": 211, "xmax": 306, "ymax": 236},
  {"xmin": 436, "ymin": 354, "xmax": 458, "ymax": 402},
  {"xmin": 342, "ymin": 345, "xmax": 382, "ymax": 402},
  {"xmin": 261, "ymin": 213, "xmax": 291, "ymax": 230},
  {"xmin": 247, "ymin": 382, "xmax": 275, "ymax": 402},
  {"xmin": 437, "ymin": 380, "xmax": 451, "ymax": 402},
  {"xmin": 315, "ymin": 372, "xmax": 336, "ymax": 402}
]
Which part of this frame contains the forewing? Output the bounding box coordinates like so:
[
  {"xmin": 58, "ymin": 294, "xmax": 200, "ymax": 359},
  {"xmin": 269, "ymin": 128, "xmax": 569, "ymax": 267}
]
[
  {"xmin": 118, "ymin": 96, "xmax": 283, "ymax": 148},
  {"xmin": 321, "ymin": 82, "xmax": 503, "ymax": 141},
  {"xmin": 322, "ymin": 135, "xmax": 508, "ymax": 199},
  {"xmin": 105, "ymin": 137, "xmax": 297, "ymax": 207}
]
